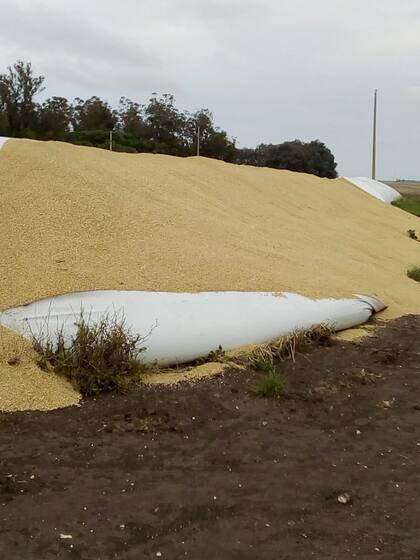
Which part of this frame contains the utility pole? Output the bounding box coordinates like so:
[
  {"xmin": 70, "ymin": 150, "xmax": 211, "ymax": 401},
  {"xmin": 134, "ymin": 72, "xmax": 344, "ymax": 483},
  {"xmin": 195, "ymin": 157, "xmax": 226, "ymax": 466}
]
[
  {"xmin": 372, "ymin": 89, "xmax": 377, "ymax": 180},
  {"xmin": 196, "ymin": 123, "xmax": 200, "ymax": 157},
  {"xmin": 109, "ymin": 130, "xmax": 113, "ymax": 152}
]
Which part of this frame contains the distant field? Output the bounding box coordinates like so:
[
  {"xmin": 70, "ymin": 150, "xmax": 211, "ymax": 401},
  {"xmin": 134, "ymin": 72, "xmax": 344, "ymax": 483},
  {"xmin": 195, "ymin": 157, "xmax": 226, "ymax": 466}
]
[
  {"xmin": 392, "ymin": 198, "xmax": 420, "ymax": 217},
  {"xmin": 385, "ymin": 180, "xmax": 420, "ymax": 199},
  {"xmin": 384, "ymin": 180, "xmax": 420, "ymax": 217}
]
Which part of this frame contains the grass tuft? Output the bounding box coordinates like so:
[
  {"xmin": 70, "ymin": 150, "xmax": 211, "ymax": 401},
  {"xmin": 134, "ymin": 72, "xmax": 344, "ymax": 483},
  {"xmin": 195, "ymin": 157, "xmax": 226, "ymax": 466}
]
[
  {"xmin": 251, "ymin": 357, "xmax": 285, "ymax": 398},
  {"xmin": 255, "ymin": 369, "xmax": 285, "ymax": 398},
  {"xmin": 249, "ymin": 325, "xmax": 333, "ymax": 399},
  {"xmin": 407, "ymin": 266, "xmax": 420, "ymax": 283},
  {"xmin": 32, "ymin": 313, "xmax": 147, "ymax": 397},
  {"xmin": 251, "ymin": 357, "xmax": 275, "ymax": 372}
]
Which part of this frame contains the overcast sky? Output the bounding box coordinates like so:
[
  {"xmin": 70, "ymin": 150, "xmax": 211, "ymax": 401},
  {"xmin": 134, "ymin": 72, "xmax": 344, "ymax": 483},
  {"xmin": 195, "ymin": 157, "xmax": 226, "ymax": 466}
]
[{"xmin": 1, "ymin": 0, "xmax": 419, "ymax": 178}]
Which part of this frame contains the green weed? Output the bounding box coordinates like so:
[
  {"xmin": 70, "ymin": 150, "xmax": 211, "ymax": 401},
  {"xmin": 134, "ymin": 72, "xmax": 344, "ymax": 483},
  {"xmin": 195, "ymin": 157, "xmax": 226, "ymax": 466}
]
[
  {"xmin": 206, "ymin": 345, "xmax": 225, "ymax": 362},
  {"xmin": 255, "ymin": 370, "xmax": 285, "ymax": 398},
  {"xmin": 32, "ymin": 313, "xmax": 147, "ymax": 397}
]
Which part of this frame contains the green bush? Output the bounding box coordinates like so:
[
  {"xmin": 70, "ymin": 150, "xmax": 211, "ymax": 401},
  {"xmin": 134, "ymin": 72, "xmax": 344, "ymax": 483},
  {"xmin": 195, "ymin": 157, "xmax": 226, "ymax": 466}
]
[
  {"xmin": 32, "ymin": 314, "xmax": 146, "ymax": 397},
  {"xmin": 408, "ymin": 229, "xmax": 418, "ymax": 240},
  {"xmin": 65, "ymin": 130, "xmax": 152, "ymax": 154},
  {"xmin": 407, "ymin": 266, "xmax": 420, "ymax": 283}
]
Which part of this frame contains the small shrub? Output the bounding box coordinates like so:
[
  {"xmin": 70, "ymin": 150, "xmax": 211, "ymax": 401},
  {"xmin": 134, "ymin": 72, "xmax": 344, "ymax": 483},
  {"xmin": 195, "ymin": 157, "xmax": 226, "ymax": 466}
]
[
  {"xmin": 32, "ymin": 314, "xmax": 147, "ymax": 397},
  {"xmin": 407, "ymin": 266, "xmax": 420, "ymax": 283},
  {"xmin": 255, "ymin": 370, "xmax": 285, "ymax": 398},
  {"xmin": 206, "ymin": 345, "xmax": 225, "ymax": 362},
  {"xmin": 248, "ymin": 323, "xmax": 333, "ymax": 365},
  {"xmin": 194, "ymin": 345, "xmax": 226, "ymax": 366},
  {"xmin": 408, "ymin": 229, "xmax": 418, "ymax": 240}
]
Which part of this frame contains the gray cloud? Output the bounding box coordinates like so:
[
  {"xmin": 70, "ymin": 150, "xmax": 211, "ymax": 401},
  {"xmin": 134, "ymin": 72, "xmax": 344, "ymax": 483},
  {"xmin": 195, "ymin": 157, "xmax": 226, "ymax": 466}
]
[
  {"xmin": 0, "ymin": 0, "xmax": 177, "ymax": 96},
  {"xmin": 0, "ymin": 0, "xmax": 419, "ymax": 178}
]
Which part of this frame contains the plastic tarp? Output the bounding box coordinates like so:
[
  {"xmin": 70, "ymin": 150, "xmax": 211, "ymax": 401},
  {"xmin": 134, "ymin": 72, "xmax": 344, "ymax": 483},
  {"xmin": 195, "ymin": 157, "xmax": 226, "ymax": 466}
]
[
  {"xmin": 0, "ymin": 291, "xmax": 386, "ymax": 366},
  {"xmin": 344, "ymin": 176, "xmax": 401, "ymax": 203},
  {"xmin": 0, "ymin": 136, "xmax": 9, "ymax": 150}
]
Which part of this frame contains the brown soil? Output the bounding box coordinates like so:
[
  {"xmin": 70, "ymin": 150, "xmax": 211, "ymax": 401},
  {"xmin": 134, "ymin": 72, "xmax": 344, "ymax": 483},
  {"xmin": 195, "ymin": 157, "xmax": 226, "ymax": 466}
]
[{"xmin": 1, "ymin": 316, "xmax": 420, "ymax": 558}]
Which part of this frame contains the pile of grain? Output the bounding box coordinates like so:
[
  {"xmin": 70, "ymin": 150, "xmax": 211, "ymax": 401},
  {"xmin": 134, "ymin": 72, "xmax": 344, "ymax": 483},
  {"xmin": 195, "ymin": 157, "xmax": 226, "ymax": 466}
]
[
  {"xmin": 1, "ymin": 138, "xmax": 419, "ymax": 410},
  {"xmin": 141, "ymin": 362, "xmax": 232, "ymax": 386},
  {"xmin": 0, "ymin": 327, "xmax": 80, "ymax": 412}
]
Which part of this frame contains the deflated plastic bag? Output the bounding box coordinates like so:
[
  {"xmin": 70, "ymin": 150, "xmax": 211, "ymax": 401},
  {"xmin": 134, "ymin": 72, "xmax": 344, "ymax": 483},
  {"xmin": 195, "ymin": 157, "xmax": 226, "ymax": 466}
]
[
  {"xmin": 0, "ymin": 291, "xmax": 385, "ymax": 366},
  {"xmin": 344, "ymin": 177, "xmax": 401, "ymax": 203},
  {"xmin": 0, "ymin": 136, "xmax": 9, "ymax": 150}
]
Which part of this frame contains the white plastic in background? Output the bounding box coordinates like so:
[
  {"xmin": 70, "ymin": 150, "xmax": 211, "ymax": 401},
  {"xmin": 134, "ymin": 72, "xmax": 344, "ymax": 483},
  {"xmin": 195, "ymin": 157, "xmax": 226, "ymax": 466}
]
[
  {"xmin": 0, "ymin": 291, "xmax": 386, "ymax": 367},
  {"xmin": 344, "ymin": 177, "xmax": 401, "ymax": 203},
  {"xmin": 0, "ymin": 137, "xmax": 10, "ymax": 150}
]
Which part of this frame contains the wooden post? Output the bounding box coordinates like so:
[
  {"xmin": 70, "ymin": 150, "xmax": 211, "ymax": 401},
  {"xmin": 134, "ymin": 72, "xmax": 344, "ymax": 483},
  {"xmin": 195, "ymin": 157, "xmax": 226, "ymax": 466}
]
[{"xmin": 372, "ymin": 90, "xmax": 377, "ymax": 180}]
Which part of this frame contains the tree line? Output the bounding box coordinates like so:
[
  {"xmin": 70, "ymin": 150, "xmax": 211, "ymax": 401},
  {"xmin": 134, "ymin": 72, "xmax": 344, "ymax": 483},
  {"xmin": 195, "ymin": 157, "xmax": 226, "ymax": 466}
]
[{"xmin": 0, "ymin": 61, "xmax": 337, "ymax": 178}]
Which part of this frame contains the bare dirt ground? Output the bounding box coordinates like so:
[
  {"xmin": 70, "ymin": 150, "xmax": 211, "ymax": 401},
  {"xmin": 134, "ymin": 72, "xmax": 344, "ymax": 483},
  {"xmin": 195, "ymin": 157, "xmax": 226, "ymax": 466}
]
[
  {"xmin": 1, "ymin": 316, "xmax": 420, "ymax": 559},
  {"xmin": 385, "ymin": 181, "xmax": 420, "ymax": 199}
]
